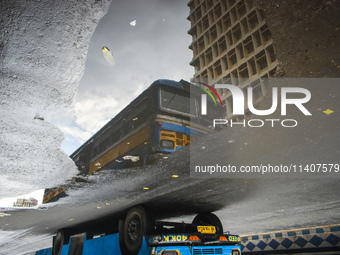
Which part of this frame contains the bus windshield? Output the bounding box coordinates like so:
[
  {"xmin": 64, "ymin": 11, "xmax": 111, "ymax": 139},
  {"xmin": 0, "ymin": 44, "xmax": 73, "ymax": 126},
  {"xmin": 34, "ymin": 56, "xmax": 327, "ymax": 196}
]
[{"xmin": 160, "ymin": 88, "xmax": 197, "ymax": 117}]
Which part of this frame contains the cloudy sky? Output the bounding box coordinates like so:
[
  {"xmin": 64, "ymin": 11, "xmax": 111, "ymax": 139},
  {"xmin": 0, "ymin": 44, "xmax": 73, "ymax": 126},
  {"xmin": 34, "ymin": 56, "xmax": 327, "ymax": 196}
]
[{"xmin": 48, "ymin": 0, "xmax": 194, "ymax": 155}]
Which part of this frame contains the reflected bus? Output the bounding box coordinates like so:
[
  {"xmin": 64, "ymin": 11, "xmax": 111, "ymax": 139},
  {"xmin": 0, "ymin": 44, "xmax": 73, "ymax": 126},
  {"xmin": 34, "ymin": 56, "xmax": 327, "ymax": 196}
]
[{"xmin": 71, "ymin": 79, "xmax": 224, "ymax": 174}]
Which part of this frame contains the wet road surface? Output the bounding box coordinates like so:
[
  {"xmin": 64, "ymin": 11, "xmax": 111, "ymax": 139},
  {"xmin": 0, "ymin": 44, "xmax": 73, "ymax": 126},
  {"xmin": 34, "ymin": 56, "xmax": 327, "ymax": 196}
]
[{"xmin": 1, "ymin": 79, "xmax": 340, "ymax": 254}]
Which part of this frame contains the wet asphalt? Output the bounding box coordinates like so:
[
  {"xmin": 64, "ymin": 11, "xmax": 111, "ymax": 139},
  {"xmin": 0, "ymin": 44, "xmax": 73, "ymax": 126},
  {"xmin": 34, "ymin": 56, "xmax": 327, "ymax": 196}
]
[{"xmin": 1, "ymin": 79, "xmax": 339, "ymax": 253}]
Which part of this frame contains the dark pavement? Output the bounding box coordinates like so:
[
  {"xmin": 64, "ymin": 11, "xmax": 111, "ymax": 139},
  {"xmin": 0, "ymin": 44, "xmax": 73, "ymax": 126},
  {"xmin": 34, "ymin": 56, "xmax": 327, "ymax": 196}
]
[{"xmin": 0, "ymin": 79, "xmax": 339, "ymax": 254}]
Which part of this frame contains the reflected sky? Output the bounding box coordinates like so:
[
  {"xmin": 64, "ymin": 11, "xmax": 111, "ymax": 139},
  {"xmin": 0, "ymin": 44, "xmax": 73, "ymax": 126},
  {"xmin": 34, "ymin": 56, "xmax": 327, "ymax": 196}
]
[{"xmin": 48, "ymin": 0, "xmax": 193, "ymax": 155}]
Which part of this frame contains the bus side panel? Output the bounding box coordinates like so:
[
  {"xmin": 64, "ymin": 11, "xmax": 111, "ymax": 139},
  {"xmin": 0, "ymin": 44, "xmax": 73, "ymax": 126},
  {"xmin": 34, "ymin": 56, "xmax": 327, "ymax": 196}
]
[
  {"xmin": 82, "ymin": 234, "xmax": 121, "ymax": 255},
  {"xmin": 35, "ymin": 247, "xmax": 52, "ymax": 255},
  {"xmin": 154, "ymin": 246, "xmax": 191, "ymax": 254},
  {"xmin": 89, "ymin": 125, "xmax": 151, "ymax": 173},
  {"xmin": 160, "ymin": 122, "xmax": 189, "ymax": 135},
  {"xmin": 60, "ymin": 243, "xmax": 71, "ymax": 255},
  {"xmin": 138, "ymin": 237, "xmax": 150, "ymax": 255},
  {"xmin": 154, "ymin": 245, "xmax": 242, "ymax": 254},
  {"xmin": 157, "ymin": 119, "xmax": 207, "ymax": 137},
  {"xmin": 81, "ymin": 233, "xmax": 150, "ymax": 255}
]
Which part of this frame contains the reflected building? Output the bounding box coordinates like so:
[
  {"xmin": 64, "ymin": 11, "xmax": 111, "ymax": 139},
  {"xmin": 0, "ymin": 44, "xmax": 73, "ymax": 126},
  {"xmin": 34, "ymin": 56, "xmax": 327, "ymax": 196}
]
[
  {"xmin": 13, "ymin": 197, "xmax": 38, "ymax": 207},
  {"xmin": 187, "ymin": 0, "xmax": 278, "ymax": 120}
]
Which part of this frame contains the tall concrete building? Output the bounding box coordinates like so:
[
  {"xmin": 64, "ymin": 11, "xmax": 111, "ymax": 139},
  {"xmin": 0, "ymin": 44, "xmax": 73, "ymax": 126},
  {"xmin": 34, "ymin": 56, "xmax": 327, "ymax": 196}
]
[{"xmin": 187, "ymin": 0, "xmax": 278, "ymax": 119}]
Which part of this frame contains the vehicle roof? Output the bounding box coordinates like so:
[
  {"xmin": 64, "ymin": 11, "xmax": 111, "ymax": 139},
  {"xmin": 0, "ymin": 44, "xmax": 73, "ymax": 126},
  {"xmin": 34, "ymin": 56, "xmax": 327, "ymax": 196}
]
[{"xmin": 148, "ymin": 79, "xmax": 186, "ymax": 90}]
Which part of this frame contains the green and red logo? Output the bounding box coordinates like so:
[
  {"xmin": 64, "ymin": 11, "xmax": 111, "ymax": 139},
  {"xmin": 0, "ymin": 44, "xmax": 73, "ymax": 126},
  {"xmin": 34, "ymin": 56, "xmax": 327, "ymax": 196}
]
[{"xmin": 196, "ymin": 82, "xmax": 223, "ymax": 115}]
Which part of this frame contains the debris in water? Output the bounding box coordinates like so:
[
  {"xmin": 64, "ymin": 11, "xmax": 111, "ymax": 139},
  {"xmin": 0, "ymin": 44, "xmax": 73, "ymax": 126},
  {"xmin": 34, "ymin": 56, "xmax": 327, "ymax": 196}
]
[
  {"xmin": 130, "ymin": 20, "xmax": 137, "ymax": 26},
  {"xmin": 102, "ymin": 46, "xmax": 114, "ymax": 65},
  {"xmin": 323, "ymin": 109, "xmax": 334, "ymax": 115},
  {"xmin": 34, "ymin": 113, "xmax": 44, "ymax": 121}
]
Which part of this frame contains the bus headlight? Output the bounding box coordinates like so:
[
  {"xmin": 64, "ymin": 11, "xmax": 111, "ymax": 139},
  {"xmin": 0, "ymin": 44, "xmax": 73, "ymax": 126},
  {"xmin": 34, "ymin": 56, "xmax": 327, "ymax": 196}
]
[
  {"xmin": 160, "ymin": 140, "xmax": 174, "ymax": 150},
  {"xmin": 162, "ymin": 251, "xmax": 180, "ymax": 255},
  {"xmin": 231, "ymin": 250, "xmax": 240, "ymax": 255}
]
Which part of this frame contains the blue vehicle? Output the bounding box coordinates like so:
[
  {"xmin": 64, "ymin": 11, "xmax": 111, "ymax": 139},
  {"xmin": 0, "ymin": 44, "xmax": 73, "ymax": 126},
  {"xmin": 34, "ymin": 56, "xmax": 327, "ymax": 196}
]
[
  {"xmin": 36, "ymin": 206, "xmax": 241, "ymax": 255},
  {"xmin": 70, "ymin": 79, "xmax": 224, "ymax": 175},
  {"xmin": 44, "ymin": 79, "xmax": 225, "ymax": 204}
]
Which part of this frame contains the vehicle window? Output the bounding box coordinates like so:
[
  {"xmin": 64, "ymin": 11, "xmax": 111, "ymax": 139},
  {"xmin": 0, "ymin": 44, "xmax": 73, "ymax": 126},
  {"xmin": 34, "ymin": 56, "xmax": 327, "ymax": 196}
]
[
  {"xmin": 131, "ymin": 98, "xmax": 149, "ymax": 129},
  {"xmin": 160, "ymin": 88, "xmax": 197, "ymax": 117}
]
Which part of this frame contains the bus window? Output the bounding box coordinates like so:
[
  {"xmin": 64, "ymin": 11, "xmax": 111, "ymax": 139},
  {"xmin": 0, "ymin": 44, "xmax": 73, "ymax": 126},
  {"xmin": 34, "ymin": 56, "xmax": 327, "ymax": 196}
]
[
  {"xmin": 131, "ymin": 98, "xmax": 149, "ymax": 130},
  {"xmin": 121, "ymin": 110, "xmax": 132, "ymax": 137},
  {"xmin": 91, "ymin": 135, "xmax": 101, "ymax": 158},
  {"xmin": 111, "ymin": 128, "xmax": 121, "ymax": 145},
  {"xmin": 98, "ymin": 126, "xmax": 112, "ymax": 154},
  {"xmin": 160, "ymin": 88, "xmax": 197, "ymax": 117},
  {"xmin": 110, "ymin": 117, "xmax": 122, "ymax": 145}
]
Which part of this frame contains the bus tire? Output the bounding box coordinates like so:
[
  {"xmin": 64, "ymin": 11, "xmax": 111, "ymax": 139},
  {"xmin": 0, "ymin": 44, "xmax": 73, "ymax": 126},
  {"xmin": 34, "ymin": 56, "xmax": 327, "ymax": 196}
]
[
  {"xmin": 119, "ymin": 205, "xmax": 154, "ymax": 255},
  {"xmin": 192, "ymin": 213, "xmax": 223, "ymax": 234},
  {"xmin": 52, "ymin": 229, "xmax": 70, "ymax": 255}
]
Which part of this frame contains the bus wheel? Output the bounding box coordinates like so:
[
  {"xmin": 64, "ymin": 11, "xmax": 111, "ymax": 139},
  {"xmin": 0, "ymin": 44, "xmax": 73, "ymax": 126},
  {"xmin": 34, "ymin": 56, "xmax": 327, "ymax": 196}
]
[
  {"xmin": 119, "ymin": 205, "xmax": 154, "ymax": 255},
  {"xmin": 52, "ymin": 229, "xmax": 70, "ymax": 255},
  {"xmin": 192, "ymin": 213, "xmax": 224, "ymax": 234}
]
